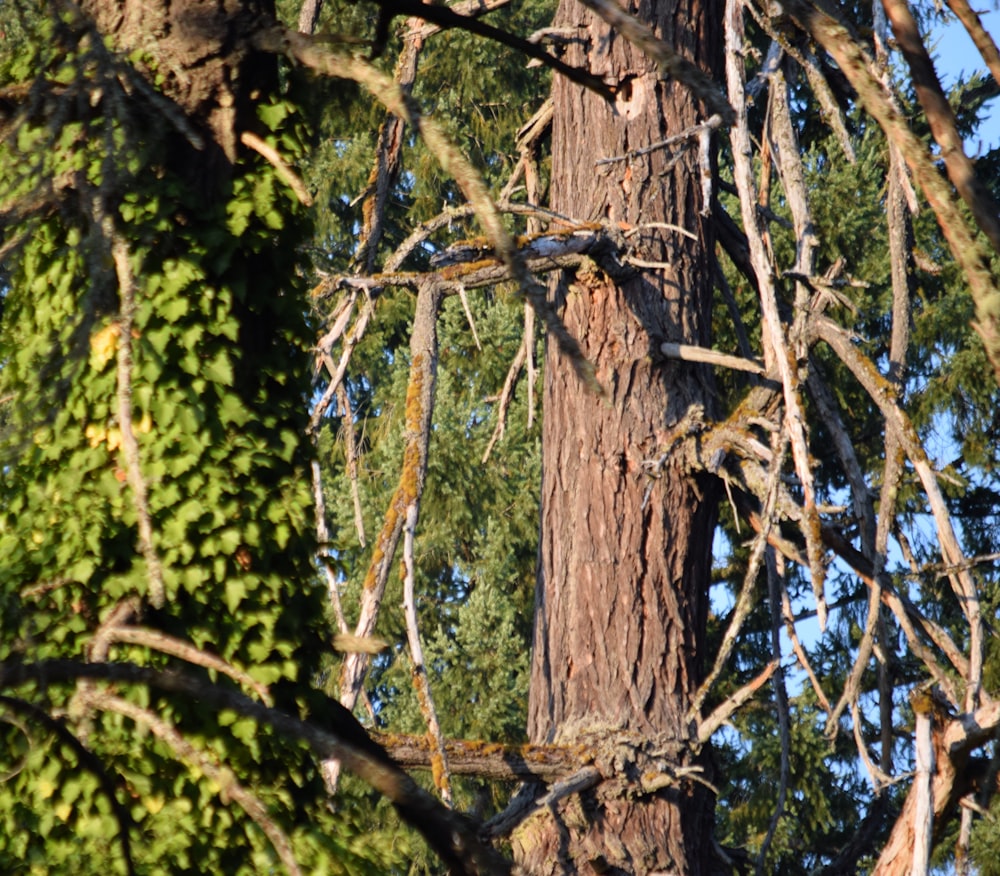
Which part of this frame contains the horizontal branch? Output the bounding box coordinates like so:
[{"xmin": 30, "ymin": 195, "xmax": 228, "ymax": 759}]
[
  {"xmin": 374, "ymin": 732, "xmax": 591, "ymax": 782},
  {"xmin": 660, "ymin": 341, "xmax": 765, "ymax": 375},
  {"xmin": 323, "ymin": 225, "xmax": 627, "ymax": 297}
]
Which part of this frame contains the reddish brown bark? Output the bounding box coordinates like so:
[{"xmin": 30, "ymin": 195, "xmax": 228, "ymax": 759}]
[{"xmin": 517, "ymin": 1, "xmax": 721, "ymax": 873}]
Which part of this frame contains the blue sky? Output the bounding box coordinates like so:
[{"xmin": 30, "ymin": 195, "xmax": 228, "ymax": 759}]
[{"xmin": 933, "ymin": 10, "xmax": 1000, "ymax": 150}]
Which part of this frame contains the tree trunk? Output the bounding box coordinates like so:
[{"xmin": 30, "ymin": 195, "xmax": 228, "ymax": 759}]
[{"xmin": 515, "ymin": 1, "xmax": 720, "ymax": 873}]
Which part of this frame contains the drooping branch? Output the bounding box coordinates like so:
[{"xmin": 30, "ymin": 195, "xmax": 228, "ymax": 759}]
[
  {"xmin": 84, "ymin": 690, "xmax": 303, "ymax": 876},
  {"xmin": 0, "ymin": 660, "xmax": 510, "ymax": 876}
]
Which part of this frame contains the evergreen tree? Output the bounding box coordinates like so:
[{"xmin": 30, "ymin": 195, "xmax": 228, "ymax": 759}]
[{"xmin": 1, "ymin": 0, "xmax": 1000, "ymax": 874}]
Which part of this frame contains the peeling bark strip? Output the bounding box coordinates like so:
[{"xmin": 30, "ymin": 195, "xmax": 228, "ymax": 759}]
[{"xmin": 520, "ymin": 0, "xmax": 721, "ymax": 870}]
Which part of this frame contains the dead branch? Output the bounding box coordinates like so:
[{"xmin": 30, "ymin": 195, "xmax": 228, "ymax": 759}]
[
  {"xmin": 945, "ymin": 0, "xmax": 1000, "ymax": 86},
  {"xmin": 725, "ymin": 0, "xmax": 827, "ymax": 627},
  {"xmin": 253, "ymin": 30, "xmax": 602, "ymax": 393},
  {"xmin": 375, "ymin": 732, "xmax": 590, "ymax": 782},
  {"xmin": 398, "ymin": 297, "xmax": 452, "ymax": 804},
  {"xmin": 110, "ymin": 233, "xmax": 166, "ymax": 609},
  {"xmin": 368, "ymin": 0, "xmax": 613, "ymax": 99},
  {"xmin": 696, "ymin": 661, "xmax": 778, "ymax": 744},
  {"xmin": 881, "ymin": 0, "xmax": 1000, "ymax": 253},
  {"xmin": 483, "ymin": 766, "xmax": 602, "ymax": 839},
  {"xmin": 813, "ymin": 315, "xmax": 983, "ymax": 707},
  {"xmin": 339, "ymin": 280, "xmax": 443, "ymax": 714},
  {"xmin": 758, "ymin": 549, "xmax": 791, "ymax": 874},
  {"xmin": 785, "ymin": 0, "xmax": 1000, "ymax": 386},
  {"xmin": 660, "ymin": 341, "xmax": 765, "ymax": 375}
]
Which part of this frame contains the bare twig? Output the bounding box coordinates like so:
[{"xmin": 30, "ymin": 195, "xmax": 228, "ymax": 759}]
[
  {"xmin": 110, "ymin": 235, "xmax": 166, "ymax": 609},
  {"xmin": 814, "ymin": 315, "xmax": 983, "ymax": 706},
  {"xmin": 239, "ymin": 131, "xmax": 312, "ymax": 206},
  {"xmin": 482, "ymin": 336, "xmax": 527, "ymax": 463}
]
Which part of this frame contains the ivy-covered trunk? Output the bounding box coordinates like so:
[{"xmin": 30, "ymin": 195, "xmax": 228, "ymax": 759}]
[
  {"xmin": 0, "ymin": 2, "xmax": 329, "ymax": 864},
  {"xmin": 516, "ymin": 0, "xmax": 721, "ymax": 872}
]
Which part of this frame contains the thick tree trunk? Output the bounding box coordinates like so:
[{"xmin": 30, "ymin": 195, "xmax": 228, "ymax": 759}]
[{"xmin": 516, "ymin": 1, "xmax": 720, "ymax": 873}]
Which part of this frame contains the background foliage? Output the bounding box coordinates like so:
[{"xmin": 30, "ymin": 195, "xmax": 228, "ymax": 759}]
[{"xmin": 1, "ymin": 0, "xmax": 1000, "ymax": 873}]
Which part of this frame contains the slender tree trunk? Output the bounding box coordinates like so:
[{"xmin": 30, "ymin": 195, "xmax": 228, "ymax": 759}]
[{"xmin": 516, "ymin": 1, "xmax": 720, "ymax": 873}]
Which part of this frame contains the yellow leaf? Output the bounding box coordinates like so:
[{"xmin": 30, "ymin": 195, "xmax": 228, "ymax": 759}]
[
  {"xmin": 53, "ymin": 802, "xmax": 72, "ymax": 821},
  {"xmin": 136, "ymin": 410, "xmax": 153, "ymax": 434},
  {"xmin": 106, "ymin": 427, "xmax": 122, "ymax": 452},
  {"xmin": 145, "ymin": 795, "xmax": 165, "ymax": 815},
  {"xmin": 85, "ymin": 423, "xmax": 106, "ymax": 447},
  {"xmin": 37, "ymin": 778, "xmax": 56, "ymax": 799},
  {"xmin": 89, "ymin": 323, "xmax": 121, "ymax": 371}
]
